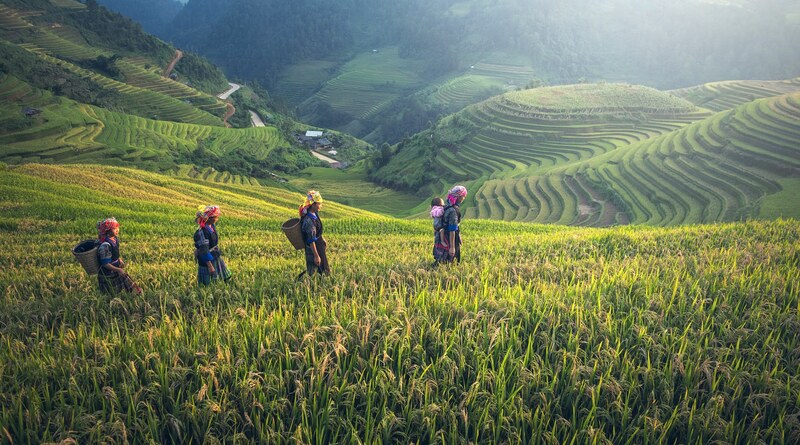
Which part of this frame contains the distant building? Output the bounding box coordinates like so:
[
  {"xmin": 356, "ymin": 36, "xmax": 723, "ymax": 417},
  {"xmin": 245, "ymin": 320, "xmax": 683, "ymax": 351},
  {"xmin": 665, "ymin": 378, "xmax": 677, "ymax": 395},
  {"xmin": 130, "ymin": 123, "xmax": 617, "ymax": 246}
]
[
  {"xmin": 305, "ymin": 130, "xmax": 324, "ymax": 138},
  {"xmin": 22, "ymin": 107, "xmax": 41, "ymax": 117},
  {"xmin": 327, "ymin": 149, "xmax": 338, "ymax": 156},
  {"xmin": 316, "ymin": 138, "xmax": 333, "ymax": 150}
]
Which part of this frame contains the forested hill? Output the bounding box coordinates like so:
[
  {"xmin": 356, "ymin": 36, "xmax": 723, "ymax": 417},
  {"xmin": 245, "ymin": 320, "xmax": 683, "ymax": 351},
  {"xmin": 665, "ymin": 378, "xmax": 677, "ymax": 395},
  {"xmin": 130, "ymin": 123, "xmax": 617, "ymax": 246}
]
[
  {"xmin": 96, "ymin": 0, "xmax": 184, "ymax": 36},
  {"xmin": 152, "ymin": 0, "xmax": 800, "ymax": 145}
]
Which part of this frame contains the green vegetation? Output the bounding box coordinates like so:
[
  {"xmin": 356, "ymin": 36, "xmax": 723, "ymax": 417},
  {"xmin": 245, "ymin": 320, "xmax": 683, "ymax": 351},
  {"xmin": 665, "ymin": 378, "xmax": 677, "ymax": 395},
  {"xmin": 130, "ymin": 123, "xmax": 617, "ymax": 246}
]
[
  {"xmin": 373, "ymin": 84, "xmax": 800, "ymax": 226},
  {"xmin": 289, "ymin": 164, "xmax": 427, "ymax": 217},
  {"xmin": 297, "ymin": 47, "xmax": 427, "ymax": 130},
  {"xmin": 671, "ymin": 78, "xmax": 800, "ymax": 112},
  {"xmin": 0, "ymin": 163, "xmax": 798, "ymax": 443},
  {"xmin": 0, "ymin": 74, "xmax": 315, "ymax": 177}
]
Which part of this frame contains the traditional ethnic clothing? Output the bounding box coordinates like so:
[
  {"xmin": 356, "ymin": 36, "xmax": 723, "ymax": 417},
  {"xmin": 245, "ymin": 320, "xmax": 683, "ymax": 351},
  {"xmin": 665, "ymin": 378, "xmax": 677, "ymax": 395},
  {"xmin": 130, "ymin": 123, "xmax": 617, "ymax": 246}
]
[
  {"xmin": 194, "ymin": 206, "xmax": 231, "ymax": 285},
  {"xmin": 301, "ymin": 211, "xmax": 329, "ymax": 276},
  {"xmin": 440, "ymin": 186, "xmax": 467, "ymax": 263},
  {"xmin": 96, "ymin": 218, "xmax": 141, "ymax": 295},
  {"xmin": 299, "ymin": 191, "xmax": 329, "ymax": 276},
  {"xmin": 431, "ymin": 205, "xmax": 449, "ymax": 262}
]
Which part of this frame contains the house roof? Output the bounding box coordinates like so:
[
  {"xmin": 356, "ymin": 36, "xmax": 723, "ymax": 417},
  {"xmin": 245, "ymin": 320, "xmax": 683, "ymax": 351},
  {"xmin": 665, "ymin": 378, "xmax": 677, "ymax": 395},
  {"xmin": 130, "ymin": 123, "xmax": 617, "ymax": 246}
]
[{"xmin": 305, "ymin": 130, "xmax": 323, "ymax": 138}]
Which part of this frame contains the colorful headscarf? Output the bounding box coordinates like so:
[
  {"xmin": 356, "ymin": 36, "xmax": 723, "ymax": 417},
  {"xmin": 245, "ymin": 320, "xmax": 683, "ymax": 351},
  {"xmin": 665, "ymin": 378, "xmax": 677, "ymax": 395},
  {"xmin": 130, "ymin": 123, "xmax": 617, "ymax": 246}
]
[
  {"xmin": 299, "ymin": 190, "xmax": 323, "ymax": 217},
  {"xmin": 196, "ymin": 205, "xmax": 221, "ymax": 228},
  {"xmin": 97, "ymin": 217, "xmax": 120, "ymax": 242},
  {"xmin": 447, "ymin": 185, "xmax": 468, "ymax": 205}
]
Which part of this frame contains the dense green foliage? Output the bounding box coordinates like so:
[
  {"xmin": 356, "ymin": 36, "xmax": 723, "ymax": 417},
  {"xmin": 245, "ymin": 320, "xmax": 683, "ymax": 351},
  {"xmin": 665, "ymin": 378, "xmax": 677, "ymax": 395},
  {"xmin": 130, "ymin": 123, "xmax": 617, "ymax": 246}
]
[
  {"xmin": 156, "ymin": 0, "xmax": 800, "ymax": 144},
  {"xmin": 96, "ymin": 0, "xmax": 184, "ymax": 36},
  {"xmin": 173, "ymin": 51, "xmax": 229, "ymax": 96},
  {"xmin": 0, "ymin": 41, "xmax": 123, "ymax": 108},
  {"xmin": 0, "ymin": 164, "xmax": 798, "ymax": 443}
]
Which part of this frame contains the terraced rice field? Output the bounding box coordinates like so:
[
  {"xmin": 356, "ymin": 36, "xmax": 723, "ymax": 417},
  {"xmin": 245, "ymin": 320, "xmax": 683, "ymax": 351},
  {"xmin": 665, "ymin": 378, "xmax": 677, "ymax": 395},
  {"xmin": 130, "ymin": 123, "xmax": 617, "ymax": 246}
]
[
  {"xmin": 1, "ymin": 163, "xmax": 798, "ymax": 443},
  {"xmin": 433, "ymin": 84, "xmax": 707, "ymax": 186},
  {"xmin": 299, "ymin": 47, "xmax": 426, "ymax": 121},
  {"xmin": 289, "ymin": 166, "xmax": 426, "ymax": 217},
  {"xmin": 426, "ymin": 62, "xmax": 538, "ymax": 110},
  {"xmin": 0, "ymin": 75, "xmax": 291, "ymax": 172},
  {"xmin": 0, "ymin": 6, "xmax": 226, "ymax": 126},
  {"xmin": 273, "ymin": 60, "xmax": 339, "ymax": 105},
  {"xmin": 467, "ymin": 92, "xmax": 800, "ymax": 225},
  {"xmin": 671, "ymin": 78, "xmax": 800, "ymax": 112}
]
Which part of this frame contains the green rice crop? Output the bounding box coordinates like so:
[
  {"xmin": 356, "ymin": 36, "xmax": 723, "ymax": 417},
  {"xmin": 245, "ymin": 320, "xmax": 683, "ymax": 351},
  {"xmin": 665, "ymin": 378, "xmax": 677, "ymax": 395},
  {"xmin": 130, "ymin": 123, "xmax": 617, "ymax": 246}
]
[{"xmin": 0, "ymin": 163, "xmax": 798, "ymax": 443}]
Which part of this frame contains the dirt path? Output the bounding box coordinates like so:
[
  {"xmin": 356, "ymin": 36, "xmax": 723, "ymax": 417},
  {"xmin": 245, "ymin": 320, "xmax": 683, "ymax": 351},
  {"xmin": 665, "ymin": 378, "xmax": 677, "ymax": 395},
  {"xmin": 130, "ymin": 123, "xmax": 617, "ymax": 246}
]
[
  {"xmin": 310, "ymin": 150, "xmax": 338, "ymax": 164},
  {"xmin": 163, "ymin": 49, "xmax": 183, "ymax": 78},
  {"xmin": 222, "ymin": 103, "xmax": 235, "ymax": 128},
  {"xmin": 217, "ymin": 82, "xmax": 241, "ymax": 100},
  {"xmin": 249, "ymin": 110, "xmax": 265, "ymax": 127}
]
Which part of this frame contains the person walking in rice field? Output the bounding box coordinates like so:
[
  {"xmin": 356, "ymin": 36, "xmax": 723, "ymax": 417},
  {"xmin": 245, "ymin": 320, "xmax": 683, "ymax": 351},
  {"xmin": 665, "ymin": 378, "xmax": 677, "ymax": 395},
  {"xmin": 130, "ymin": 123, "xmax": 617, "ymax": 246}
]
[
  {"xmin": 441, "ymin": 185, "xmax": 468, "ymax": 264},
  {"xmin": 96, "ymin": 217, "xmax": 142, "ymax": 295},
  {"xmin": 430, "ymin": 197, "xmax": 449, "ymax": 263},
  {"xmin": 194, "ymin": 205, "xmax": 231, "ymax": 285},
  {"xmin": 298, "ymin": 190, "xmax": 330, "ymax": 278}
]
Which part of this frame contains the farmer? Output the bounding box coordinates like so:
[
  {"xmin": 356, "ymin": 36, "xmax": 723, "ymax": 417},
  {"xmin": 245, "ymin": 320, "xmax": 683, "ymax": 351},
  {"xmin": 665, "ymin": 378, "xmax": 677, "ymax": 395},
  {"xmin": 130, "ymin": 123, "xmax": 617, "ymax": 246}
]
[
  {"xmin": 299, "ymin": 190, "xmax": 330, "ymax": 277},
  {"xmin": 441, "ymin": 185, "xmax": 468, "ymax": 264},
  {"xmin": 96, "ymin": 217, "xmax": 142, "ymax": 295},
  {"xmin": 194, "ymin": 205, "xmax": 231, "ymax": 285}
]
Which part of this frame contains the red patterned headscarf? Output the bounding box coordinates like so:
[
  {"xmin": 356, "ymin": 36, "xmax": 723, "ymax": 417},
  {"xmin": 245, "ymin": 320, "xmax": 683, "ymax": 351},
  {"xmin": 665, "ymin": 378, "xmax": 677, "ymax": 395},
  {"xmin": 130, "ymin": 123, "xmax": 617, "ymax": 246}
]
[
  {"xmin": 447, "ymin": 185, "xmax": 468, "ymax": 205},
  {"xmin": 97, "ymin": 217, "xmax": 120, "ymax": 242},
  {"xmin": 196, "ymin": 205, "xmax": 221, "ymax": 228}
]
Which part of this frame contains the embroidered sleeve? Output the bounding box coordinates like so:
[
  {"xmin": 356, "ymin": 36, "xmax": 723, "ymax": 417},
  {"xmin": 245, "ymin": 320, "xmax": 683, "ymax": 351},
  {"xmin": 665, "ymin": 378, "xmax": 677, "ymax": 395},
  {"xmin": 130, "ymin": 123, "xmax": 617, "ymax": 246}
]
[
  {"xmin": 194, "ymin": 229, "xmax": 213, "ymax": 262},
  {"xmin": 98, "ymin": 242, "xmax": 113, "ymax": 265}
]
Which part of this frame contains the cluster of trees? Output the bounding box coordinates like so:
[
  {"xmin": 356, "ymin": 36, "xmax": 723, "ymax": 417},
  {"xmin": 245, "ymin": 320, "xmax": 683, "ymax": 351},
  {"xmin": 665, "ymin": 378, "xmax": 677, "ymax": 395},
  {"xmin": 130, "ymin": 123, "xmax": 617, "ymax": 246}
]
[
  {"xmin": 95, "ymin": 0, "xmax": 184, "ymax": 37},
  {"xmin": 0, "ymin": 42, "xmax": 122, "ymax": 109}
]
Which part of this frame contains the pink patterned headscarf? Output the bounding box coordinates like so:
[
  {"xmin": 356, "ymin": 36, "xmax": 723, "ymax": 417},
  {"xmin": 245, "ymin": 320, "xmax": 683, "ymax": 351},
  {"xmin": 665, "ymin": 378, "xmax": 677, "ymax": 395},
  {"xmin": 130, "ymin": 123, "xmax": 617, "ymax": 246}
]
[
  {"xmin": 97, "ymin": 217, "xmax": 119, "ymax": 242},
  {"xmin": 196, "ymin": 205, "xmax": 221, "ymax": 228},
  {"xmin": 447, "ymin": 185, "xmax": 468, "ymax": 205}
]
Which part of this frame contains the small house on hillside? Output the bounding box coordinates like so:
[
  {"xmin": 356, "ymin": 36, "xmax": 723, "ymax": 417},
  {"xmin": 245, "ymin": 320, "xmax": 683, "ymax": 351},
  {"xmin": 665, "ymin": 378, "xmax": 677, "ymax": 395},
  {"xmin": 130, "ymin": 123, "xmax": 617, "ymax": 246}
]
[
  {"xmin": 316, "ymin": 138, "xmax": 333, "ymax": 150},
  {"xmin": 22, "ymin": 107, "xmax": 41, "ymax": 117},
  {"xmin": 305, "ymin": 130, "xmax": 324, "ymax": 138}
]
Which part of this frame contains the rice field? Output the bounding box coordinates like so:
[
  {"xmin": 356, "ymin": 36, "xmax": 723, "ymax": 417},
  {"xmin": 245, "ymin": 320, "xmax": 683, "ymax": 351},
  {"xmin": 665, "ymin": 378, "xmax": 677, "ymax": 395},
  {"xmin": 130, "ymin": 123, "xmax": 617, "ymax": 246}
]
[
  {"xmin": 0, "ymin": 163, "xmax": 798, "ymax": 443},
  {"xmin": 0, "ymin": 75, "xmax": 291, "ymax": 174},
  {"xmin": 670, "ymin": 78, "xmax": 800, "ymax": 113},
  {"xmin": 472, "ymin": 92, "xmax": 800, "ymax": 225},
  {"xmin": 0, "ymin": 4, "xmax": 227, "ymax": 126},
  {"xmin": 298, "ymin": 47, "xmax": 427, "ymax": 122},
  {"xmin": 381, "ymin": 83, "xmax": 799, "ymax": 226}
]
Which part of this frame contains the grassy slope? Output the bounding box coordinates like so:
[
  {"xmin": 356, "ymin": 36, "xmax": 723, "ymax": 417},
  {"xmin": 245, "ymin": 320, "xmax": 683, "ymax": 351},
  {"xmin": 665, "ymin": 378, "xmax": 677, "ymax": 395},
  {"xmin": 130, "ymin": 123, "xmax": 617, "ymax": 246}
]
[
  {"xmin": 0, "ymin": 74, "xmax": 299, "ymax": 176},
  {"xmin": 376, "ymin": 83, "xmax": 800, "ymax": 224},
  {"xmin": 0, "ymin": 163, "xmax": 798, "ymax": 443}
]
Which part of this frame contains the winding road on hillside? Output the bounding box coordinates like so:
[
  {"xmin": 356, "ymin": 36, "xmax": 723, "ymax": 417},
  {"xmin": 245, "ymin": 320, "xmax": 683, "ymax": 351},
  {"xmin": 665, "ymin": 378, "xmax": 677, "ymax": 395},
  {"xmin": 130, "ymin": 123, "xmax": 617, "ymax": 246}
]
[
  {"xmin": 218, "ymin": 82, "xmax": 241, "ymax": 100},
  {"xmin": 249, "ymin": 110, "xmax": 265, "ymax": 127},
  {"xmin": 163, "ymin": 50, "xmax": 183, "ymax": 78}
]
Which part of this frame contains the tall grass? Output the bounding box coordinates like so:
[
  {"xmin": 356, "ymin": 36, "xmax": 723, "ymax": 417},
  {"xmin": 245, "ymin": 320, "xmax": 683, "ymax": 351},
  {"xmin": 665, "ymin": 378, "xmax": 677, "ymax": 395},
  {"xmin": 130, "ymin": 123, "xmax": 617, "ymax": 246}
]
[{"xmin": 0, "ymin": 165, "xmax": 798, "ymax": 443}]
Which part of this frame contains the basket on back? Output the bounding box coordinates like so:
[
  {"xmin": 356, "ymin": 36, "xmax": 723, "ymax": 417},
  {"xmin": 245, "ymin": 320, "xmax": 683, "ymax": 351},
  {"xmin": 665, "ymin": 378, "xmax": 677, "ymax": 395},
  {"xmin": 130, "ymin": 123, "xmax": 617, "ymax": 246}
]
[
  {"xmin": 281, "ymin": 218, "xmax": 305, "ymax": 250},
  {"xmin": 73, "ymin": 239, "xmax": 100, "ymax": 275}
]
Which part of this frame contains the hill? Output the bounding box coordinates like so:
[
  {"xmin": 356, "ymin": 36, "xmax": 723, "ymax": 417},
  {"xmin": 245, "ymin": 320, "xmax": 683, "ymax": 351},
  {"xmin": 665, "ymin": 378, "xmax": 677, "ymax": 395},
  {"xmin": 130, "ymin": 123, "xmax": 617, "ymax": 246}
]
[
  {"xmin": 371, "ymin": 83, "xmax": 800, "ymax": 225},
  {"xmin": 0, "ymin": 73, "xmax": 317, "ymax": 177},
  {"xmin": 0, "ymin": 162, "xmax": 798, "ymax": 442},
  {"xmin": 0, "ymin": 0, "xmax": 376, "ymax": 183},
  {"xmin": 159, "ymin": 0, "xmax": 800, "ymax": 144}
]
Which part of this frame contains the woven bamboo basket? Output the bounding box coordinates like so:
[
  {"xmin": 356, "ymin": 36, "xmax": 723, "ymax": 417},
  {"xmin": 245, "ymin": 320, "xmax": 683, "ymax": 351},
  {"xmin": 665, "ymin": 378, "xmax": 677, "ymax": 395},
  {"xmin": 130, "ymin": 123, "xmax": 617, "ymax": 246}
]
[
  {"xmin": 73, "ymin": 239, "xmax": 100, "ymax": 275},
  {"xmin": 281, "ymin": 218, "xmax": 305, "ymax": 250}
]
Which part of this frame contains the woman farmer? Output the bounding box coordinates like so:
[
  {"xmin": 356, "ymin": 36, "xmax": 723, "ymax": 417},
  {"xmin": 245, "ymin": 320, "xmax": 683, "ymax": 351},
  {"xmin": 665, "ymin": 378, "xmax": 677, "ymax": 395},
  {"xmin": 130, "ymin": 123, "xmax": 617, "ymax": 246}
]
[
  {"xmin": 194, "ymin": 205, "xmax": 231, "ymax": 285},
  {"xmin": 441, "ymin": 185, "xmax": 468, "ymax": 264},
  {"xmin": 96, "ymin": 217, "xmax": 142, "ymax": 295},
  {"xmin": 299, "ymin": 190, "xmax": 330, "ymax": 277}
]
